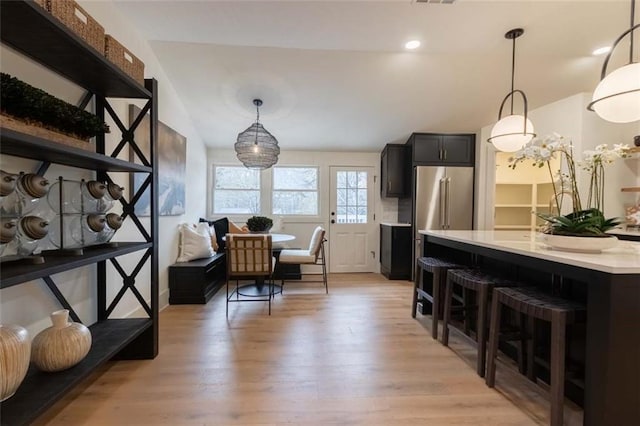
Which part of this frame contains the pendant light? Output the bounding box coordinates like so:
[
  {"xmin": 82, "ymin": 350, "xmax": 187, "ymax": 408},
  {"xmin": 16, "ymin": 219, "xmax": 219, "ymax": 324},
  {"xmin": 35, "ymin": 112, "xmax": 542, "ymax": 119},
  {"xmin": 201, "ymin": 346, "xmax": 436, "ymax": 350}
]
[
  {"xmin": 588, "ymin": 0, "xmax": 640, "ymax": 123},
  {"xmin": 488, "ymin": 28, "xmax": 536, "ymax": 153},
  {"xmin": 235, "ymin": 99, "xmax": 280, "ymax": 170}
]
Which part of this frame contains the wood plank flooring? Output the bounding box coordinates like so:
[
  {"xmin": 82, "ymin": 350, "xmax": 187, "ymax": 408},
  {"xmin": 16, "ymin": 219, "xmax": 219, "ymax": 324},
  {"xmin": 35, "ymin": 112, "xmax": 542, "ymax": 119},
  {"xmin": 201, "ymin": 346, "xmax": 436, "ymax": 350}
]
[{"xmin": 36, "ymin": 274, "xmax": 582, "ymax": 425}]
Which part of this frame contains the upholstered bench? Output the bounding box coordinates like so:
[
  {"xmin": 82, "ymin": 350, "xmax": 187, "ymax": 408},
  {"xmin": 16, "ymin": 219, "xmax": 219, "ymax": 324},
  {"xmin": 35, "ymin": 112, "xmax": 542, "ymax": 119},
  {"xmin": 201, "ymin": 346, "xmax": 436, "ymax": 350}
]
[{"xmin": 168, "ymin": 252, "xmax": 226, "ymax": 304}]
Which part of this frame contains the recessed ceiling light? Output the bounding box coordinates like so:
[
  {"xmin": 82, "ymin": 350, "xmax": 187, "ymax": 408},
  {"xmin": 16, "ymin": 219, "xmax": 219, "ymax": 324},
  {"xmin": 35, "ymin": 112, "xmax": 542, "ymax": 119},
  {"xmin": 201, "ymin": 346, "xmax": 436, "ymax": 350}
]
[
  {"xmin": 592, "ymin": 46, "xmax": 611, "ymax": 56},
  {"xmin": 405, "ymin": 40, "xmax": 421, "ymax": 50}
]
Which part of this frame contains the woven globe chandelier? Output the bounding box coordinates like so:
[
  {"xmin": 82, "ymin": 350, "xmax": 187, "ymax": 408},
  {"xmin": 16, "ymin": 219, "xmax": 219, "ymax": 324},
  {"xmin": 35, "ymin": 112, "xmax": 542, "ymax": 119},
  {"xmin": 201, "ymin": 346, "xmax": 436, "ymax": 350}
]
[{"xmin": 235, "ymin": 99, "xmax": 280, "ymax": 170}]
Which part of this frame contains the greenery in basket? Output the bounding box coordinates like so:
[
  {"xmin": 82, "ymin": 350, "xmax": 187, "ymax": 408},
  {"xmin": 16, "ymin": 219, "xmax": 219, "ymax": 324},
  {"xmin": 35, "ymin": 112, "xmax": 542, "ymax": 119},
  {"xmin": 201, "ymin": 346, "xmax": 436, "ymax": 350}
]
[
  {"xmin": 1, "ymin": 73, "xmax": 110, "ymax": 140},
  {"xmin": 246, "ymin": 216, "xmax": 273, "ymax": 232},
  {"xmin": 509, "ymin": 134, "xmax": 628, "ymax": 236}
]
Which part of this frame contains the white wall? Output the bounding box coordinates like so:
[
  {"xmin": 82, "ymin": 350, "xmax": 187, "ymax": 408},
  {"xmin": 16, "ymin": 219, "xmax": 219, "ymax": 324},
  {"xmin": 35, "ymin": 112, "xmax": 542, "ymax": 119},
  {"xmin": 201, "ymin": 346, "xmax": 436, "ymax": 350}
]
[
  {"xmin": 0, "ymin": 1, "xmax": 208, "ymax": 335},
  {"xmin": 477, "ymin": 92, "xmax": 639, "ymax": 230},
  {"xmin": 207, "ymin": 149, "xmax": 386, "ymax": 272}
]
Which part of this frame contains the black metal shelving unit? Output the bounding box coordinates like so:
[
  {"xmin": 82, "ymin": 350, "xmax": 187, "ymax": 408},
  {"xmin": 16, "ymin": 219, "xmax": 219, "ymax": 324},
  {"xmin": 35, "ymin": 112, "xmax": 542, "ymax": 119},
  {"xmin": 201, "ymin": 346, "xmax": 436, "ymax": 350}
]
[{"xmin": 0, "ymin": 1, "xmax": 159, "ymax": 424}]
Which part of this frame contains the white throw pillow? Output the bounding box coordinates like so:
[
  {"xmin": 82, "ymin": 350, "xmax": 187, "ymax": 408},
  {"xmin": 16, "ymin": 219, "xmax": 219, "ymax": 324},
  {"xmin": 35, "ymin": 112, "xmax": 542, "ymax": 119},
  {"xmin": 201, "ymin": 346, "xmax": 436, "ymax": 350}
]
[{"xmin": 176, "ymin": 223, "xmax": 214, "ymax": 262}]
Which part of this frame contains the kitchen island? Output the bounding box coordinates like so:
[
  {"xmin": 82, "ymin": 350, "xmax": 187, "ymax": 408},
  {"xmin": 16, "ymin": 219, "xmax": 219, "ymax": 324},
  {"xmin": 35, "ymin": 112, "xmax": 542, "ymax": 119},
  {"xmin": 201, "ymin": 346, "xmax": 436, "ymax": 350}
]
[{"xmin": 420, "ymin": 230, "xmax": 640, "ymax": 426}]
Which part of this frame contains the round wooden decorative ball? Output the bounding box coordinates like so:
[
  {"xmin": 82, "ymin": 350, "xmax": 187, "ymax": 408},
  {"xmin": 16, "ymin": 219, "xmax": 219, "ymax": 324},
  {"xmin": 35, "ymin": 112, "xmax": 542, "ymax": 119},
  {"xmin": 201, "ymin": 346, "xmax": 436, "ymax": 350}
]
[
  {"xmin": 31, "ymin": 310, "xmax": 91, "ymax": 372},
  {"xmin": 0, "ymin": 324, "xmax": 31, "ymax": 401}
]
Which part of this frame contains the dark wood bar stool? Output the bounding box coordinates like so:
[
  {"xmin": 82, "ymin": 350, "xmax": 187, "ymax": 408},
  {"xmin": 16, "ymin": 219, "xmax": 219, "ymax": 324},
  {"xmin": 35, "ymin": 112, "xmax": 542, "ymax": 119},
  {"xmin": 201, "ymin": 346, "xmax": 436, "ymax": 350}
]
[
  {"xmin": 411, "ymin": 257, "xmax": 463, "ymax": 339},
  {"xmin": 442, "ymin": 269, "xmax": 528, "ymax": 378},
  {"xmin": 486, "ymin": 286, "xmax": 585, "ymax": 426}
]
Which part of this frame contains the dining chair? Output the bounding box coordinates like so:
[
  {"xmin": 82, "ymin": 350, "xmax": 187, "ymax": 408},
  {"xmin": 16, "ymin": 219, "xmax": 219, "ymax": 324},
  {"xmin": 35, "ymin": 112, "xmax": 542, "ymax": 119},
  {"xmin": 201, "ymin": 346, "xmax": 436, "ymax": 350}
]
[
  {"xmin": 225, "ymin": 234, "xmax": 275, "ymax": 315},
  {"xmin": 278, "ymin": 226, "xmax": 328, "ymax": 293}
]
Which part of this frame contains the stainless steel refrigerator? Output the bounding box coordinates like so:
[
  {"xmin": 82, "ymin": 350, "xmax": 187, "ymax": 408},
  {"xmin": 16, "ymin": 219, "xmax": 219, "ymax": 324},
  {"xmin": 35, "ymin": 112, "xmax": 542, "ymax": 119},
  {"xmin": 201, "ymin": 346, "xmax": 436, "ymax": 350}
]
[{"xmin": 411, "ymin": 166, "xmax": 474, "ymax": 278}]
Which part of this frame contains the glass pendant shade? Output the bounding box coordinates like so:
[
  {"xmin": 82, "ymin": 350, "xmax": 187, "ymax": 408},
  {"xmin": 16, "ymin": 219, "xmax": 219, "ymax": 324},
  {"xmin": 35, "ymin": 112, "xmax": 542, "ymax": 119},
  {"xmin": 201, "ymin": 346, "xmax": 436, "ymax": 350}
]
[
  {"xmin": 588, "ymin": 1, "xmax": 640, "ymax": 123},
  {"xmin": 487, "ymin": 29, "xmax": 536, "ymax": 152},
  {"xmin": 235, "ymin": 99, "xmax": 280, "ymax": 170},
  {"xmin": 489, "ymin": 115, "xmax": 535, "ymax": 152},
  {"xmin": 590, "ymin": 62, "xmax": 640, "ymax": 123}
]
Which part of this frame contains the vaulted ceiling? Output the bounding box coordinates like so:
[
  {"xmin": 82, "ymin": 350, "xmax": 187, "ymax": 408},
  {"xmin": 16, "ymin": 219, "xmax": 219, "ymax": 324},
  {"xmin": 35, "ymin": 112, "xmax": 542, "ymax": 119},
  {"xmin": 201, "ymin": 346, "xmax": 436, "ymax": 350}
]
[{"xmin": 114, "ymin": 0, "xmax": 634, "ymax": 151}]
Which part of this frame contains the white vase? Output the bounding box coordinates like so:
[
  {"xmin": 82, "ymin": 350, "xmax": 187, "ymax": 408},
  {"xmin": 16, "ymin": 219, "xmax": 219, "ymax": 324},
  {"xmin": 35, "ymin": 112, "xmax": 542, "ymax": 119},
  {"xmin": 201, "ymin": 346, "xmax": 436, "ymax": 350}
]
[
  {"xmin": 542, "ymin": 234, "xmax": 618, "ymax": 253},
  {"xmin": 31, "ymin": 309, "xmax": 92, "ymax": 372},
  {"xmin": 0, "ymin": 324, "xmax": 31, "ymax": 401}
]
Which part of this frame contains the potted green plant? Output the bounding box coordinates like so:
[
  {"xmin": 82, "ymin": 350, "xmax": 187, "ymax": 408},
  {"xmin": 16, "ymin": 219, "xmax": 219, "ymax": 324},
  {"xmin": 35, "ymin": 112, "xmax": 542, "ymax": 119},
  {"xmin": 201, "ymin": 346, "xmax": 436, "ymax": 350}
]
[
  {"xmin": 509, "ymin": 134, "xmax": 629, "ymax": 251},
  {"xmin": 246, "ymin": 216, "xmax": 273, "ymax": 233},
  {"xmin": 1, "ymin": 73, "xmax": 109, "ymax": 140}
]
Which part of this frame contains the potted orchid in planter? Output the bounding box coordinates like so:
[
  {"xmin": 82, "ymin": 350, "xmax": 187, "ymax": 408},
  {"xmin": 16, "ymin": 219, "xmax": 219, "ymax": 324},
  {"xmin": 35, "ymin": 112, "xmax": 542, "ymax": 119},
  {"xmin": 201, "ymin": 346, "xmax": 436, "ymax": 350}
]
[{"xmin": 508, "ymin": 134, "xmax": 629, "ymax": 251}]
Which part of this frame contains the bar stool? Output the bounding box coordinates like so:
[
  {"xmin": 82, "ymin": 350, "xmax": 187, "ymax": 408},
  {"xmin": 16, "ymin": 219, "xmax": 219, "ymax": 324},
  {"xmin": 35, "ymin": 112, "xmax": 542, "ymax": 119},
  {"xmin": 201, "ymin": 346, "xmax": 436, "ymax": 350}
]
[
  {"xmin": 411, "ymin": 257, "xmax": 463, "ymax": 339},
  {"xmin": 486, "ymin": 286, "xmax": 585, "ymax": 426},
  {"xmin": 442, "ymin": 269, "xmax": 528, "ymax": 378}
]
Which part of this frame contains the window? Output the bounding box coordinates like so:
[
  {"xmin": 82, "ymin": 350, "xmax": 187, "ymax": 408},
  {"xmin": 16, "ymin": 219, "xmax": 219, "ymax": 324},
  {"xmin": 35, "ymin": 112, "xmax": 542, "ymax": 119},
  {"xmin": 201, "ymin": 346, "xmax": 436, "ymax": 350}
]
[
  {"xmin": 213, "ymin": 166, "xmax": 260, "ymax": 214},
  {"xmin": 335, "ymin": 170, "xmax": 368, "ymax": 223},
  {"xmin": 272, "ymin": 167, "xmax": 318, "ymax": 215}
]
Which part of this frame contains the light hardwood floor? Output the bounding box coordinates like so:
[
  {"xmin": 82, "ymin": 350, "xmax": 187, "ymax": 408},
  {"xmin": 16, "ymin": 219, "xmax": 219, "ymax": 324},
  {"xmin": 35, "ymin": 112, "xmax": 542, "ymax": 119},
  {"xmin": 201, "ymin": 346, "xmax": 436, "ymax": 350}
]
[{"xmin": 37, "ymin": 274, "xmax": 582, "ymax": 425}]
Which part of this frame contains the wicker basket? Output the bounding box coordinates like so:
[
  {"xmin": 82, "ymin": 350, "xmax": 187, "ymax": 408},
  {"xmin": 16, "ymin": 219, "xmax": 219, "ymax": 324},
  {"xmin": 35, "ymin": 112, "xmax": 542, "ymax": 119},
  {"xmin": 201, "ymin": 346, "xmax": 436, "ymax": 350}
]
[
  {"xmin": 49, "ymin": 0, "xmax": 105, "ymax": 54},
  {"xmin": 104, "ymin": 35, "xmax": 145, "ymax": 85}
]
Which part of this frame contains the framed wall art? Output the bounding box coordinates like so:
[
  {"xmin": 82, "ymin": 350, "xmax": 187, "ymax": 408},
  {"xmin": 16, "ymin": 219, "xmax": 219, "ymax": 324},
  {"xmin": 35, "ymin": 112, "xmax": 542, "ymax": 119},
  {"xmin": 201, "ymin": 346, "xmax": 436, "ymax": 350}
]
[{"xmin": 129, "ymin": 104, "xmax": 186, "ymax": 216}]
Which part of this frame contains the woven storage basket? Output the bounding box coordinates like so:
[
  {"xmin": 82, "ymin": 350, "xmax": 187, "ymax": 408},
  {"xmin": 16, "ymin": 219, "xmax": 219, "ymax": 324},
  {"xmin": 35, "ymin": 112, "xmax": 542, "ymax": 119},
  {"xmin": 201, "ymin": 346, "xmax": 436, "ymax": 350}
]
[
  {"xmin": 49, "ymin": 0, "xmax": 104, "ymax": 54},
  {"xmin": 104, "ymin": 35, "xmax": 145, "ymax": 85}
]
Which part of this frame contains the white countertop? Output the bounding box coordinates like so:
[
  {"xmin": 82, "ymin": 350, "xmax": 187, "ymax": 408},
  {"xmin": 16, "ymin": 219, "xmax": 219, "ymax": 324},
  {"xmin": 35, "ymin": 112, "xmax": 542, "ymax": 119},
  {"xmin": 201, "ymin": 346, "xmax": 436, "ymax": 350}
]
[
  {"xmin": 608, "ymin": 228, "xmax": 640, "ymax": 237},
  {"xmin": 380, "ymin": 222, "xmax": 411, "ymax": 227},
  {"xmin": 419, "ymin": 230, "xmax": 640, "ymax": 274}
]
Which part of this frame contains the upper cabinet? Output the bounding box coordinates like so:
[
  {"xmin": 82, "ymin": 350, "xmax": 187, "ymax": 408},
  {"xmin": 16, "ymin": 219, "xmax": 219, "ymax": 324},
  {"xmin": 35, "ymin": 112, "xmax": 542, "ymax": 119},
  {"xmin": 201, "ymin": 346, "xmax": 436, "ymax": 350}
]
[
  {"xmin": 409, "ymin": 133, "xmax": 475, "ymax": 166},
  {"xmin": 381, "ymin": 144, "xmax": 409, "ymax": 197}
]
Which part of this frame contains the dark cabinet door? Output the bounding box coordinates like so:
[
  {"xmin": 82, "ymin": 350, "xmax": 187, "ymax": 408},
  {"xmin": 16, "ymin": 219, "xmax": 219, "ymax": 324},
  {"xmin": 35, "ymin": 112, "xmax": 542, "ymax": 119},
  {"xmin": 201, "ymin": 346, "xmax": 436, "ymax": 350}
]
[
  {"xmin": 381, "ymin": 144, "xmax": 408, "ymax": 197},
  {"xmin": 380, "ymin": 224, "xmax": 392, "ymax": 271},
  {"xmin": 412, "ymin": 134, "xmax": 442, "ymax": 164},
  {"xmin": 441, "ymin": 134, "xmax": 475, "ymax": 166},
  {"xmin": 380, "ymin": 225, "xmax": 411, "ymax": 280},
  {"xmin": 411, "ymin": 133, "xmax": 475, "ymax": 166}
]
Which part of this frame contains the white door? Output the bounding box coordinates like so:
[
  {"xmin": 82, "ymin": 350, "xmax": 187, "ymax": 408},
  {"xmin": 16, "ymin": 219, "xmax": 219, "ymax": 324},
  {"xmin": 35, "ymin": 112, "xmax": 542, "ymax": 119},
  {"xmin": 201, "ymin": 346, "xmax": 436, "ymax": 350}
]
[{"xmin": 329, "ymin": 167, "xmax": 376, "ymax": 273}]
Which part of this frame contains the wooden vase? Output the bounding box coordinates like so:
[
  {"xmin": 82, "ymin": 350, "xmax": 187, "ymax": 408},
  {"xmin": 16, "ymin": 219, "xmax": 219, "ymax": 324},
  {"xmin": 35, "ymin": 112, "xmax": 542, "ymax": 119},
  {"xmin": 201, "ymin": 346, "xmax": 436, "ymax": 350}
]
[
  {"xmin": 0, "ymin": 324, "xmax": 31, "ymax": 401},
  {"xmin": 31, "ymin": 309, "xmax": 92, "ymax": 372}
]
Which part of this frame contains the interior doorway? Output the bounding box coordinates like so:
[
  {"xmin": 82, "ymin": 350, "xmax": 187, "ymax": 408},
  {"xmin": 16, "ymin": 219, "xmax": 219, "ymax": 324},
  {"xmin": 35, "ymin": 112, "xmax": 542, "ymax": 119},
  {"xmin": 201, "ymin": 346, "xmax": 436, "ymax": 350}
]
[{"xmin": 493, "ymin": 152, "xmax": 559, "ymax": 231}]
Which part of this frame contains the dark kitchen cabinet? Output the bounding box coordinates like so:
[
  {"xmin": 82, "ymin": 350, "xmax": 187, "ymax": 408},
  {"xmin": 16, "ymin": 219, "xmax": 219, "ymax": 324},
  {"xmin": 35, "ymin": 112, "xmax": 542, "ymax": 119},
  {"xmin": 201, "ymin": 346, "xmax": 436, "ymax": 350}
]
[
  {"xmin": 381, "ymin": 144, "xmax": 409, "ymax": 197},
  {"xmin": 409, "ymin": 133, "xmax": 475, "ymax": 166},
  {"xmin": 380, "ymin": 224, "xmax": 412, "ymax": 280}
]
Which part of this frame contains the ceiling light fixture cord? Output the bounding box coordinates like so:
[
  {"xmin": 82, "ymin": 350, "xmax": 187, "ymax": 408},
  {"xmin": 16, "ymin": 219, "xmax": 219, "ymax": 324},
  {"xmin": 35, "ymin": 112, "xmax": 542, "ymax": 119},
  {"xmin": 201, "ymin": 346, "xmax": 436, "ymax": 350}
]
[
  {"xmin": 630, "ymin": 0, "xmax": 635, "ymax": 63},
  {"xmin": 597, "ymin": 0, "xmax": 638, "ymax": 79},
  {"xmin": 510, "ymin": 33, "xmax": 516, "ymax": 115},
  {"xmin": 495, "ymin": 29, "xmax": 530, "ymax": 130},
  {"xmin": 254, "ymin": 99, "xmax": 261, "ymax": 146}
]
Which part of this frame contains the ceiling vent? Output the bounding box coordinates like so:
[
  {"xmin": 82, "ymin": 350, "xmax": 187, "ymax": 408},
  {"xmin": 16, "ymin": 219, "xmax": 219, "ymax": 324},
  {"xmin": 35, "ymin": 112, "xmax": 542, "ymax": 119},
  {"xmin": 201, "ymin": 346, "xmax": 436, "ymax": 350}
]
[{"xmin": 416, "ymin": 0, "xmax": 456, "ymax": 4}]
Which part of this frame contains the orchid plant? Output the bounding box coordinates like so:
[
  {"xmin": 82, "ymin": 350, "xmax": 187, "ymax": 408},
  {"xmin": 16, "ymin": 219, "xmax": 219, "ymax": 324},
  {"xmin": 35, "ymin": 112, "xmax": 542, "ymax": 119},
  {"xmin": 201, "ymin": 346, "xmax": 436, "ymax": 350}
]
[{"xmin": 508, "ymin": 134, "xmax": 629, "ymax": 236}]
